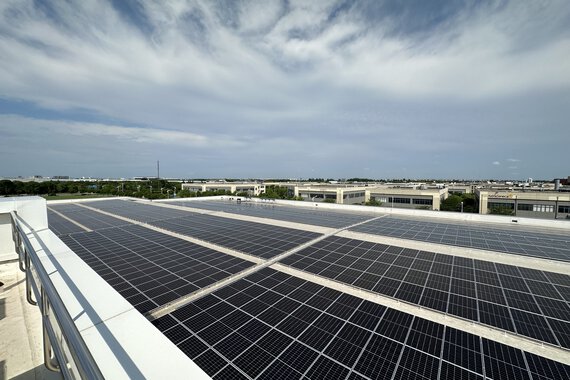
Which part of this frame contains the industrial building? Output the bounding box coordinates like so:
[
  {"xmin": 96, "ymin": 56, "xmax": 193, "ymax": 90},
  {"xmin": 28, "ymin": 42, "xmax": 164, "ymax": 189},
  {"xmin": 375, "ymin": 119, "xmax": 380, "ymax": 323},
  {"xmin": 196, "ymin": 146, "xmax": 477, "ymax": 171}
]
[
  {"xmin": 181, "ymin": 182, "xmax": 266, "ymax": 196},
  {"xmin": 296, "ymin": 185, "xmax": 367, "ymax": 205},
  {"xmin": 2, "ymin": 196, "xmax": 570, "ymax": 379},
  {"xmin": 366, "ymin": 186, "xmax": 448, "ymax": 211},
  {"xmin": 477, "ymin": 190, "xmax": 570, "ymax": 219}
]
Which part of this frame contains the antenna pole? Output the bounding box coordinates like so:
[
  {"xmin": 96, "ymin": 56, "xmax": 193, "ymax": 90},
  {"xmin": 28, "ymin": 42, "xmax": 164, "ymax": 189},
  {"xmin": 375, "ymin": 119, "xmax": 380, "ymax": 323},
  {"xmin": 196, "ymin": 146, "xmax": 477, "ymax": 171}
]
[{"xmin": 157, "ymin": 160, "xmax": 160, "ymax": 179}]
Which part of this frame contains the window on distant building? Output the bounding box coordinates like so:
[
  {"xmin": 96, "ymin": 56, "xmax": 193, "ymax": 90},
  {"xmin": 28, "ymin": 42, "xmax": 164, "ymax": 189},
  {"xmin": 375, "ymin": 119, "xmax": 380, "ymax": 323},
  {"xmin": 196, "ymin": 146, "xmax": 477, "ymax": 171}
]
[
  {"xmin": 413, "ymin": 198, "xmax": 433, "ymax": 205},
  {"xmin": 488, "ymin": 202, "xmax": 514, "ymax": 209},
  {"xmin": 533, "ymin": 204, "xmax": 554, "ymax": 213},
  {"xmin": 558, "ymin": 205, "xmax": 570, "ymax": 213},
  {"xmin": 389, "ymin": 197, "xmax": 411, "ymax": 204},
  {"xmin": 517, "ymin": 203, "xmax": 533, "ymax": 211}
]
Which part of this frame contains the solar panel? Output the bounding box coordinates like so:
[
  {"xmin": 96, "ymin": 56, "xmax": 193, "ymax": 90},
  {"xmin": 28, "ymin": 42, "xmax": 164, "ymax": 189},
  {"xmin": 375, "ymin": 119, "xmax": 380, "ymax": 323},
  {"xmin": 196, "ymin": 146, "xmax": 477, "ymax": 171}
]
[
  {"xmin": 165, "ymin": 199, "xmax": 377, "ymax": 228},
  {"xmin": 152, "ymin": 267, "xmax": 570, "ymax": 380},
  {"xmin": 60, "ymin": 224, "xmax": 255, "ymax": 313},
  {"xmin": 279, "ymin": 235, "xmax": 570, "ymax": 348},
  {"xmin": 350, "ymin": 216, "xmax": 570, "ymax": 261}
]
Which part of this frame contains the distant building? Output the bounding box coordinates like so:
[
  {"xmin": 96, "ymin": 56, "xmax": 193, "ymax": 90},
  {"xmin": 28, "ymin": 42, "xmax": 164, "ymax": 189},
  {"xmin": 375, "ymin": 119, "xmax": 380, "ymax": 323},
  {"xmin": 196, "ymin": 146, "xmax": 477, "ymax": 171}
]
[
  {"xmin": 447, "ymin": 184, "xmax": 475, "ymax": 194},
  {"xmin": 367, "ymin": 186, "xmax": 448, "ymax": 211},
  {"xmin": 296, "ymin": 186, "xmax": 367, "ymax": 205},
  {"xmin": 477, "ymin": 190, "xmax": 570, "ymax": 219},
  {"xmin": 181, "ymin": 182, "xmax": 265, "ymax": 196}
]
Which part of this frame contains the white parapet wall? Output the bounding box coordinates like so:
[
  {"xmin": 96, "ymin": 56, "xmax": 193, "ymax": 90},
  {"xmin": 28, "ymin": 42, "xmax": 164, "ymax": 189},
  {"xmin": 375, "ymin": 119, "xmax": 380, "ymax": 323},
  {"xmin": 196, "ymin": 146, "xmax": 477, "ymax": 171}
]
[
  {"xmin": 0, "ymin": 196, "xmax": 48, "ymax": 261},
  {"xmin": 3, "ymin": 196, "xmax": 210, "ymax": 379}
]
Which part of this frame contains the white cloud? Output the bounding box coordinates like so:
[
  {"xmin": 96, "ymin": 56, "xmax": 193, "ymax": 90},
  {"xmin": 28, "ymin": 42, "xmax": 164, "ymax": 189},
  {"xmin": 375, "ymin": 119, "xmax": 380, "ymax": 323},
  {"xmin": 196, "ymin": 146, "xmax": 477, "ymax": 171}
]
[
  {"xmin": 492, "ymin": 161, "xmax": 501, "ymax": 165},
  {"xmin": 0, "ymin": 114, "xmax": 241, "ymax": 148},
  {"xmin": 0, "ymin": 1, "xmax": 568, "ymax": 178},
  {"xmin": 507, "ymin": 158, "xmax": 521, "ymax": 162}
]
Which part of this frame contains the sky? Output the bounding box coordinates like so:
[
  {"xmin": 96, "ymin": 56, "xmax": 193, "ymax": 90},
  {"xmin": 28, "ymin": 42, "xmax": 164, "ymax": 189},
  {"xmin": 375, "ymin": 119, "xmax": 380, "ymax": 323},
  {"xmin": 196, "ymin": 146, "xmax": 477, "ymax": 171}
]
[{"xmin": 1, "ymin": 0, "xmax": 569, "ymax": 180}]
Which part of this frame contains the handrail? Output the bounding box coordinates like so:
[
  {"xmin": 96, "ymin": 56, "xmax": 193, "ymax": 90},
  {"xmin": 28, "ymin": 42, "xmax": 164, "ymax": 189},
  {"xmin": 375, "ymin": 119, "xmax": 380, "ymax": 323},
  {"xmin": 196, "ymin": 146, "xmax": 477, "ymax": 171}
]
[{"xmin": 10, "ymin": 211, "xmax": 105, "ymax": 380}]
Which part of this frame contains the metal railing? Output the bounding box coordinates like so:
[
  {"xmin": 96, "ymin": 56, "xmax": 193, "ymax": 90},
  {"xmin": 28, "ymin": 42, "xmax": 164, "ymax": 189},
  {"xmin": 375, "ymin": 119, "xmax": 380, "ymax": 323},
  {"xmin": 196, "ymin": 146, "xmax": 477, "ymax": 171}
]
[{"xmin": 10, "ymin": 211, "xmax": 104, "ymax": 379}]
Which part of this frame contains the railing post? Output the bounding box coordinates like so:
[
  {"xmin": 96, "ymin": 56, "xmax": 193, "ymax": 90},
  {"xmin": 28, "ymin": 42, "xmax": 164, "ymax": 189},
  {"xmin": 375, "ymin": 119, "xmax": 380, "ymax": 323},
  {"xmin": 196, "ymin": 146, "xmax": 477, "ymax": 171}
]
[
  {"xmin": 25, "ymin": 247, "xmax": 37, "ymax": 306},
  {"xmin": 18, "ymin": 234, "xmax": 26, "ymax": 272},
  {"xmin": 41, "ymin": 287, "xmax": 61, "ymax": 372},
  {"xmin": 9, "ymin": 214, "xmax": 26, "ymax": 272}
]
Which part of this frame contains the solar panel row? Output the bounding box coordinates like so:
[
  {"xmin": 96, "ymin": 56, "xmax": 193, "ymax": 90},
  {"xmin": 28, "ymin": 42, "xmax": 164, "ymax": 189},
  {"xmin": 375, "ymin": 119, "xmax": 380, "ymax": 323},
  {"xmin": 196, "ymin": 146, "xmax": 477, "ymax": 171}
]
[
  {"xmin": 150, "ymin": 215, "xmax": 321, "ymax": 259},
  {"xmin": 280, "ymin": 236, "xmax": 570, "ymax": 348},
  {"xmin": 167, "ymin": 200, "xmax": 376, "ymax": 228},
  {"xmin": 49, "ymin": 205, "xmax": 131, "ymax": 231},
  {"xmin": 47, "ymin": 210, "xmax": 86, "ymax": 236},
  {"xmin": 350, "ymin": 216, "xmax": 570, "ymax": 262},
  {"xmin": 153, "ymin": 267, "xmax": 570, "ymax": 380},
  {"xmin": 48, "ymin": 203, "xmax": 89, "ymax": 213},
  {"xmin": 80, "ymin": 200, "xmax": 322, "ymax": 259},
  {"xmin": 85, "ymin": 199, "xmax": 194, "ymax": 222},
  {"xmin": 61, "ymin": 225, "xmax": 255, "ymax": 313}
]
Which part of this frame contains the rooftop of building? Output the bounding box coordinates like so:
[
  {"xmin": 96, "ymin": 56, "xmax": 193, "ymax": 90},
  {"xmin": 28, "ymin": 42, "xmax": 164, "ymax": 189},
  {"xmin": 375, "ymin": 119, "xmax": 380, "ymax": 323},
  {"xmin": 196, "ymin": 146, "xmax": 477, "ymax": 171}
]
[{"xmin": 2, "ymin": 195, "xmax": 569, "ymax": 379}]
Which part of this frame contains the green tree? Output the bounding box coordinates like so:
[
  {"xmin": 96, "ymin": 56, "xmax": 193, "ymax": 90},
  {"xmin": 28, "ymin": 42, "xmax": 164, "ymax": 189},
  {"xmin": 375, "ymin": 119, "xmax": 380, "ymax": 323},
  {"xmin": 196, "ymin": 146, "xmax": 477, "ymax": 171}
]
[
  {"xmin": 440, "ymin": 193, "xmax": 478, "ymax": 213},
  {"xmin": 365, "ymin": 199, "xmax": 383, "ymax": 207},
  {"xmin": 489, "ymin": 206, "xmax": 515, "ymax": 216}
]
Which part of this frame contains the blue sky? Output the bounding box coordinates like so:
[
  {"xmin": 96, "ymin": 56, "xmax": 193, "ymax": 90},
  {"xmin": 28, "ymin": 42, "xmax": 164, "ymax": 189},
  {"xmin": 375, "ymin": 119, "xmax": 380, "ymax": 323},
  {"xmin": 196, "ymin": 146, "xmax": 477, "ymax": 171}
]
[{"xmin": 0, "ymin": 0, "xmax": 569, "ymax": 179}]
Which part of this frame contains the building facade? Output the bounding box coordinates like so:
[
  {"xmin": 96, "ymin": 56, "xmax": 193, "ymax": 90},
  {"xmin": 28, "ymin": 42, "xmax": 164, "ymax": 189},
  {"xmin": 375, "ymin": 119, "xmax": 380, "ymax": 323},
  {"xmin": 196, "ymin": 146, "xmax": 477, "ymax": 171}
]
[
  {"xmin": 477, "ymin": 190, "xmax": 570, "ymax": 220},
  {"xmin": 181, "ymin": 182, "xmax": 265, "ymax": 196},
  {"xmin": 367, "ymin": 187, "xmax": 448, "ymax": 211}
]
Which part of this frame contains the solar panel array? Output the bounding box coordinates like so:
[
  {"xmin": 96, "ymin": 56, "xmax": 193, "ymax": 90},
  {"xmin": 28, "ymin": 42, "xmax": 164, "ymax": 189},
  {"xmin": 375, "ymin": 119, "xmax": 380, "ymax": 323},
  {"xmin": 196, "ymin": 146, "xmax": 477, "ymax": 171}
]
[
  {"xmin": 350, "ymin": 216, "xmax": 570, "ymax": 262},
  {"xmin": 153, "ymin": 267, "xmax": 570, "ymax": 380},
  {"xmin": 150, "ymin": 215, "xmax": 321, "ymax": 259},
  {"xmin": 85, "ymin": 199, "xmax": 194, "ymax": 222},
  {"xmin": 61, "ymin": 225, "xmax": 255, "ymax": 313},
  {"xmin": 45, "ymin": 199, "xmax": 570, "ymax": 379},
  {"xmin": 280, "ymin": 236, "xmax": 570, "ymax": 348},
  {"xmin": 167, "ymin": 200, "xmax": 375, "ymax": 228},
  {"xmin": 81, "ymin": 200, "xmax": 322, "ymax": 259}
]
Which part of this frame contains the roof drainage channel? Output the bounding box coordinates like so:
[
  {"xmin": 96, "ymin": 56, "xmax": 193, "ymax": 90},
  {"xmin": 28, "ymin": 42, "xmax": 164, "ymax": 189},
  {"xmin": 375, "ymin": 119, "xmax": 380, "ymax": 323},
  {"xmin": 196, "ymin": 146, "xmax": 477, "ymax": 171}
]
[
  {"xmin": 271, "ymin": 263, "xmax": 570, "ymax": 366},
  {"xmin": 337, "ymin": 230, "xmax": 570, "ymax": 275}
]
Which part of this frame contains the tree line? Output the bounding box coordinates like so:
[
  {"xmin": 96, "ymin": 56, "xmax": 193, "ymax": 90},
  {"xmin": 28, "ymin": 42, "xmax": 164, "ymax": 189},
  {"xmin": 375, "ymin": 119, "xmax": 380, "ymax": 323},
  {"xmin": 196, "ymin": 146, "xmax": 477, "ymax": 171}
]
[{"xmin": 0, "ymin": 179, "xmax": 181, "ymax": 200}]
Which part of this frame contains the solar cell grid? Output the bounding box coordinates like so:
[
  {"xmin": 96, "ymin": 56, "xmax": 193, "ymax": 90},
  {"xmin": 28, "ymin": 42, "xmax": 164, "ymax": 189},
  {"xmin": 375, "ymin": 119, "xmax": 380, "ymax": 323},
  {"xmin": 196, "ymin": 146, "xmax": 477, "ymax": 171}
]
[
  {"xmin": 280, "ymin": 235, "xmax": 570, "ymax": 348},
  {"xmin": 60, "ymin": 225, "xmax": 254, "ymax": 313},
  {"xmin": 49, "ymin": 205, "xmax": 132, "ymax": 231},
  {"xmin": 47, "ymin": 210, "xmax": 86, "ymax": 236},
  {"xmin": 48, "ymin": 203, "xmax": 87, "ymax": 213},
  {"xmin": 350, "ymin": 216, "xmax": 570, "ymax": 261},
  {"xmin": 85, "ymin": 199, "xmax": 194, "ymax": 222},
  {"xmin": 165, "ymin": 199, "xmax": 377, "ymax": 228},
  {"xmin": 152, "ymin": 267, "xmax": 569, "ymax": 379},
  {"xmin": 482, "ymin": 338, "xmax": 531, "ymax": 380}
]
